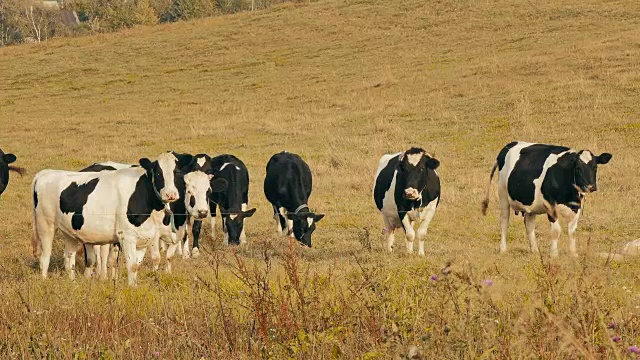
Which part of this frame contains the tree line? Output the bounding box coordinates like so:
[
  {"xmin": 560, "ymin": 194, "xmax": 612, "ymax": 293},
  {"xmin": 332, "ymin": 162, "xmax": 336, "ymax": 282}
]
[{"xmin": 0, "ymin": 0, "xmax": 298, "ymax": 46}]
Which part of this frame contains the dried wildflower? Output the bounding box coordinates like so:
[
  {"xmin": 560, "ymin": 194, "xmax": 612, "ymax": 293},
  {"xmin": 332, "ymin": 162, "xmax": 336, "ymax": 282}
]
[
  {"xmin": 613, "ymin": 336, "xmax": 621, "ymax": 343},
  {"xmin": 430, "ymin": 275, "xmax": 438, "ymax": 281},
  {"xmin": 482, "ymin": 279, "xmax": 494, "ymax": 287},
  {"xmin": 628, "ymin": 346, "xmax": 640, "ymax": 354}
]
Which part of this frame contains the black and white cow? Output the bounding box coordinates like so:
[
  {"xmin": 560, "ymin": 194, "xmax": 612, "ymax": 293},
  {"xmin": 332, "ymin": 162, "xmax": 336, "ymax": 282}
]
[
  {"xmin": 0, "ymin": 148, "xmax": 25, "ymax": 197},
  {"xmin": 187, "ymin": 154, "xmax": 255, "ymax": 255},
  {"xmin": 175, "ymin": 153, "xmax": 214, "ymax": 258},
  {"xmin": 31, "ymin": 152, "xmax": 215, "ymax": 285},
  {"xmin": 264, "ymin": 152, "xmax": 324, "ymax": 247},
  {"xmin": 78, "ymin": 155, "xmax": 225, "ymax": 274},
  {"xmin": 373, "ymin": 147, "xmax": 441, "ymax": 256},
  {"xmin": 481, "ymin": 141, "xmax": 612, "ymax": 256}
]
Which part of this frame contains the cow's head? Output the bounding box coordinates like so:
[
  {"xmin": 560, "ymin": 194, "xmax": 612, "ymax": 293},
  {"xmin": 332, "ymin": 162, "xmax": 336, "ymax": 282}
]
[
  {"xmin": 573, "ymin": 150, "xmax": 612, "ymax": 193},
  {"xmin": 397, "ymin": 147, "xmax": 440, "ymax": 201},
  {"xmin": 139, "ymin": 152, "xmax": 194, "ymax": 203},
  {"xmin": 184, "ymin": 171, "xmax": 227, "ymax": 219},
  {"xmin": 287, "ymin": 210, "xmax": 325, "ymax": 247},
  {"xmin": 0, "ymin": 150, "xmax": 23, "ymax": 196},
  {"xmin": 224, "ymin": 208, "xmax": 256, "ymax": 245}
]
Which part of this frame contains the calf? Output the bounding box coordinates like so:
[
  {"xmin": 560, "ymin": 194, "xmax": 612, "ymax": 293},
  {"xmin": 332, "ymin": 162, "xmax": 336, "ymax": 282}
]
[
  {"xmin": 264, "ymin": 152, "xmax": 324, "ymax": 247},
  {"xmin": 0, "ymin": 148, "xmax": 25, "ymax": 197},
  {"xmin": 373, "ymin": 147, "xmax": 441, "ymax": 256},
  {"xmin": 481, "ymin": 141, "xmax": 612, "ymax": 256},
  {"xmin": 33, "ymin": 152, "xmax": 192, "ymax": 285}
]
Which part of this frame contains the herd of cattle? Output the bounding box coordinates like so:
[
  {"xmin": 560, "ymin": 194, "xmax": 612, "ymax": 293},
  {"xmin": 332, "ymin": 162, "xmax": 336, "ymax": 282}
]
[{"xmin": 0, "ymin": 141, "xmax": 612, "ymax": 286}]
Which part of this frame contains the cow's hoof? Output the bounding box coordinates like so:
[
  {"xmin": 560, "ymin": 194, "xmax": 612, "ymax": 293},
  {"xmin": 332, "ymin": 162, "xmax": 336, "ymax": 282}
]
[
  {"xmin": 182, "ymin": 251, "xmax": 191, "ymax": 260},
  {"xmin": 192, "ymin": 248, "xmax": 200, "ymax": 258}
]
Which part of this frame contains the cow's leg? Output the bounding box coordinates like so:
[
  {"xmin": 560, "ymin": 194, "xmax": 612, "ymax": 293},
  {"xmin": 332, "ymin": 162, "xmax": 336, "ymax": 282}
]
[
  {"xmin": 84, "ymin": 245, "xmax": 97, "ymax": 278},
  {"xmin": 35, "ymin": 216, "xmax": 55, "ymax": 279},
  {"xmin": 416, "ymin": 198, "xmax": 438, "ymax": 257},
  {"xmin": 121, "ymin": 234, "xmax": 148, "ymax": 286},
  {"xmin": 524, "ymin": 213, "xmax": 539, "ymax": 253},
  {"xmin": 401, "ymin": 215, "xmax": 416, "ymax": 254},
  {"xmin": 192, "ymin": 220, "xmax": 202, "ymax": 257},
  {"xmin": 382, "ymin": 216, "xmax": 396, "ymax": 252},
  {"xmin": 165, "ymin": 225, "xmax": 186, "ymax": 273},
  {"xmin": 564, "ymin": 208, "xmax": 581, "ymax": 257},
  {"xmin": 62, "ymin": 235, "xmax": 82, "ymax": 280},
  {"xmin": 108, "ymin": 244, "xmax": 120, "ymax": 280},
  {"xmin": 273, "ymin": 206, "xmax": 282, "ymax": 235},
  {"xmin": 498, "ymin": 186, "xmax": 511, "ymax": 253},
  {"xmin": 549, "ymin": 217, "xmax": 562, "ymax": 258},
  {"xmin": 182, "ymin": 233, "xmax": 191, "ymax": 259},
  {"xmin": 98, "ymin": 244, "xmax": 110, "ymax": 280},
  {"xmin": 209, "ymin": 204, "xmax": 217, "ymax": 240},
  {"xmin": 239, "ymin": 203, "xmax": 248, "ymax": 245},
  {"xmin": 222, "ymin": 217, "xmax": 230, "ymax": 245},
  {"xmin": 149, "ymin": 235, "xmax": 161, "ymax": 272}
]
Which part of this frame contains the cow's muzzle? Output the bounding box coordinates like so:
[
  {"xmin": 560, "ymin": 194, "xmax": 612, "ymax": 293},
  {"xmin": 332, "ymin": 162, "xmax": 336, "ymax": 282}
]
[{"xmin": 404, "ymin": 188, "xmax": 420, "ymax": 200}]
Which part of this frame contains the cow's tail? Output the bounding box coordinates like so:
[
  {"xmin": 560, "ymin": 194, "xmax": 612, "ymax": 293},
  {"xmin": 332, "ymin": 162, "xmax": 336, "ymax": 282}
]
[
  {"xmin": 8, "ymin": 165, "xmax": 26, "ymax": 176},
  {"xmin": 31, "ymin": 176, "xmax": 41, "ymax": 258},
  {"xmin": 481, "ymin": 162, "xmax": 498, "ymax": 216}
]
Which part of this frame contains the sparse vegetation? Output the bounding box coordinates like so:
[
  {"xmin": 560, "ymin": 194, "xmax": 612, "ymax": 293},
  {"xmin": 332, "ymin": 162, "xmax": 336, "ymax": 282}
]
[{"xmin": 1, "ymin": 0, "xmax": 640, "ymax": 358}]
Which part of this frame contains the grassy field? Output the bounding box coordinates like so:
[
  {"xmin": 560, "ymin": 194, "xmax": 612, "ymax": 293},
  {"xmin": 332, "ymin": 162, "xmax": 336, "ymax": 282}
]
[{"xmin": 1, "ymin": 0, "xmax": 640, "ymax": 358}]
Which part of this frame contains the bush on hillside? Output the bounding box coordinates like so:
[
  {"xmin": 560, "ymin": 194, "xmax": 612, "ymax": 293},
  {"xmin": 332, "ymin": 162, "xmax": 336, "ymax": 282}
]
[{"xmin": 0, "ymin": 0, "xmax": 62, "ymax": 45}]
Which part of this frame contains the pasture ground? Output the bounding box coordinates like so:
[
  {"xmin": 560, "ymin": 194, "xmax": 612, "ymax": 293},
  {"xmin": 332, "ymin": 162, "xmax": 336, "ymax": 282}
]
[{"xmin": 1, "ymin": 0, "xmax": 640, "ymax": 358}]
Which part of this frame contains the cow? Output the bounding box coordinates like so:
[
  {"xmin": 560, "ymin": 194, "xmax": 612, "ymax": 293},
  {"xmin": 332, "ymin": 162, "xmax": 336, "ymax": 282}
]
[
  {"xmin": 264, "ymin": 151, "xmax": 324, "ymax": 247},
  {"xmin": 173, "ymin": 153, "xmax": 214, "ymax": 258},
  {"xmin": 31, "ymin": 152, "xmax": 226, "ymax": 285},
  {"xmin": 164, "ymin": 169, "xmax": 222, "ymax": 270},
  {"xmin": 78, "ymin": 156, "xmax": 225, "ymax": 274},
  {"xmin": 373, "ymin": 147, "xmax": 441, "ymax": 256},
  {"xmin": 0, "ymin": 148, "xmax": 25, "ymax": 197},
  {"xmin": 481, "ymin": 141, "xmax": 612, "ymax": 257},
  {"xmin": 209, "ymin": 154, "xmax": 255, "ymax": 247},
  {"xmin": 177, "ymin": 154, "xmax": 256, "ymax": 256}
]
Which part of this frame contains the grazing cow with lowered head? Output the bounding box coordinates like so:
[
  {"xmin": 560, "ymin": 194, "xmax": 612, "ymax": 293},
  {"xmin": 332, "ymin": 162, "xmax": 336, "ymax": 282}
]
[
  {"xmin": 373, "ymin": 147, "xmax": 441, "ymax": 256},
  {"xmin": 0, "ymin": 148, "xmax": 25, "ymax": 197},
  {"xmin": 31, "ymin": 152, "xmax": 220, "ymax": 285},
  {"xmin": 481, "ymin": 141, "xmax": 612, "ymax": 256},
  {"xmin": 264, "ymin": 152, "xmax": 324, "ymax": 247}
]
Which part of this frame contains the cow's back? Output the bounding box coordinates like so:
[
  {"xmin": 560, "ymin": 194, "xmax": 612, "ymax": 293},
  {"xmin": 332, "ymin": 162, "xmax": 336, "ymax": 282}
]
[
  {"xmin": 373, "ymin": 153, "xmax": 401, "ymax": 211},
  {"xmin": 264, "ymin": 152, "xmax": 312, "ymax": 205}
]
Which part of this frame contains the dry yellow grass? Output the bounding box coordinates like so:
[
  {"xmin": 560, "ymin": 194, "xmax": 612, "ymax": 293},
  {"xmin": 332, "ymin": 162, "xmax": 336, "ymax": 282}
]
[{"xmin": 1, "ymin": 0, "xmax": 640, "ymax": 358}]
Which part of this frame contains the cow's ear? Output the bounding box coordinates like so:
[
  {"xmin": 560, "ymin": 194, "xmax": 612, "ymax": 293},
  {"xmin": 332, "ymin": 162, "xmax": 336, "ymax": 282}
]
[
  {"xmin": 3, "ymin": 153, "xmax": 16, "ymax": 164},
  {"xmin": 210, "ymin": 178, "xmax": 228, "ymax": 192},
  {"xmin": 313, "ymin": 213, "xmax": 325, "ymax": 223},
  {"xmin": 286, "ymin": 212, "xmax": 303, "ymax": 220},
  {"xmin": 596, "ymin": 153, "xmax": 612, "ymax": 165},
  {"xmin": 175, "ymin": 153, "xmax": 194, "ymax": 170},
  {"xmin": 426, "ymin": 157, "xmax": 440, "ymax": 170},
  {"xmin": 242, "ymin": 208, "xmax": 257, "ymax": 218},
  {"xmin": 139, "ymin": 158, "xmax": 153, "ymax": 171}
]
